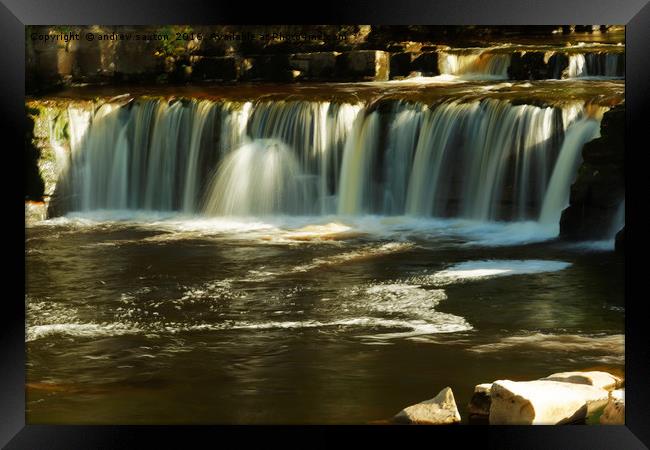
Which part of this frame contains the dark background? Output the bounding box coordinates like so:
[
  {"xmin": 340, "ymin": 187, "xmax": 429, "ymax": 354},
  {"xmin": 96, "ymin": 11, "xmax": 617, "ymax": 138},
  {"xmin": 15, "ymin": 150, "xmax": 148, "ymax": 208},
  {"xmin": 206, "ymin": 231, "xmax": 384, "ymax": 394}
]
[{"xmin": 4, "ymin": 0, "xmax": 649, "ymax": 448}]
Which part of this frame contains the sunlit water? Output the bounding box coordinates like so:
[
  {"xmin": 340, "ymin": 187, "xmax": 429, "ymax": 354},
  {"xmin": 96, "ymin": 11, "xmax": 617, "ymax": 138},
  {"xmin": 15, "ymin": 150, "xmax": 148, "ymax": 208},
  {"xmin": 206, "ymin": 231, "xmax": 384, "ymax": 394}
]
[{"xmin": 26, "ymin": 213, "xmax": 624, "ymax": 424}]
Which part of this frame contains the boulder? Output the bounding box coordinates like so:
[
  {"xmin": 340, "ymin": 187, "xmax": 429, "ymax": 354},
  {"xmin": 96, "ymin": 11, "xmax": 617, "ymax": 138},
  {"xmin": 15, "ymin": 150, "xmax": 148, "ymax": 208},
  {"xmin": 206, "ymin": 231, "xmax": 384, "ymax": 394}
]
[
  {"xmin": 489, "ymin": 379, "xmax": 609, "ymax": 425},
  {"xmin": 335, "ymin": 50, "xmax": 389, "ymax": 81},
  {"xmin": 600, "ymin": 389, "xmax": 625, "ymax": 424},
  {"xmin": 393, "ymin": 386, "xmax": 461, "ymax": 425},
  {"xmin": 468, "ymin": 383, "xmax": 492, "ymax": 417},
  {"xmin": 541, "ymin": 371, "xmax": 623, "ymax": 391}
]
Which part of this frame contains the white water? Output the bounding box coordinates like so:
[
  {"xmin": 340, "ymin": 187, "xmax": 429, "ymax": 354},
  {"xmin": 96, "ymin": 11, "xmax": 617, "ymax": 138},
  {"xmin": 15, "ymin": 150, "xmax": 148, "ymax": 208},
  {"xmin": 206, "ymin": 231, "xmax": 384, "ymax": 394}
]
[
  {"xmin": 52, "ymin": 95, "xmax": 616, "ymax": 238},
  {"xmin": 539, "ymin": 118, "xmax": 601, "ymax": 224},
  {"xmin": 203, "ymin": 139, "xmax": 309, "ymax": 216},
  {"xmin": 567, "ymin": 53, "xmax": 624, "ymax": 78},
  {"xmin": 427, "ymin": 259, "xmax": 571, "ymax": 285},
  {"xmin": 438, "ymin": 50, "xmax": 511, "ymax": 79}
]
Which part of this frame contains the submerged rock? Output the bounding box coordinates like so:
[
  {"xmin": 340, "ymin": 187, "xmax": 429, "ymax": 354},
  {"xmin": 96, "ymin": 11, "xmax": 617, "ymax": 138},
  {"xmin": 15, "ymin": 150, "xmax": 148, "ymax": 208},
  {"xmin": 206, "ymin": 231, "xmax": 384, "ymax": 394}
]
[
  {"xmin": 600, "ymin": 389, "xmax": 625, "ymax": 424},
  {"xmin": 489, "ymin": 379, "xmax": 609, "ymax": 425},
  {"xmin": 541, "ymin": 371, "xmax": 623, "ymax": 391},
  {"xmin": 467, "ymin": 383, "xmax": 492, "ymax": 417},
  {"xmin": 393, "ymin": 386, "xmax": 461, "ymax": 425}
]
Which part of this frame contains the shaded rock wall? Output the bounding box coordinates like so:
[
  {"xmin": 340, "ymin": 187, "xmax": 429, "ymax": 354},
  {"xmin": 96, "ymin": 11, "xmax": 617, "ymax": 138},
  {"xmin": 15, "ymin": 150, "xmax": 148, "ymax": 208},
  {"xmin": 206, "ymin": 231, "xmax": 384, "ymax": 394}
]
[
  {"xmin": 25, "ymin": 108, "xmax": 45, "ymax": 201},
  {"xmin": 560, "ymin": 104, "xmax": 625, "ymax": 241}
]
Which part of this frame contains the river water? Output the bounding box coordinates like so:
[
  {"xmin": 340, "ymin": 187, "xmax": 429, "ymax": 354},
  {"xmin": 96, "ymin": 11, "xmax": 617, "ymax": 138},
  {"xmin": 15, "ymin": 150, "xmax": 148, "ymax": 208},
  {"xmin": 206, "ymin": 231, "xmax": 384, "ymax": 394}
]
[{"xmin": 26, "ymin": 214, "xmax": 624, "ymax": 424}]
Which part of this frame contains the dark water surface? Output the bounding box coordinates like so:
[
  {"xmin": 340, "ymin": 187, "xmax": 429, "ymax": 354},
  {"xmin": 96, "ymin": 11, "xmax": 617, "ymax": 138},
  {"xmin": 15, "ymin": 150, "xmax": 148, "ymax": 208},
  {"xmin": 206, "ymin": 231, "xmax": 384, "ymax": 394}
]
[{"xmin": 25, "ymin": 214, "xmax": 624, "ymax": 424}]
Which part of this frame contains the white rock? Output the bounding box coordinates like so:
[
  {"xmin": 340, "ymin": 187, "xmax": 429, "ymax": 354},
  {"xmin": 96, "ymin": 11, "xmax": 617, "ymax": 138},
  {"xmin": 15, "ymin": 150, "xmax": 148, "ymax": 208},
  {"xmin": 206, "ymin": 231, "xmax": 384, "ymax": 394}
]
[
  {"xmin": 393, "ymin": 386, "xmax": 461, "ymax": 425},
  {"xmin": 489, "ymin": 379, "xmax": 609, "ymax": 425},
  {"xmin": 542, "ymin": 371, "xmax": 623, "ymax": 391},
  {"xmin": 600, "ymin": 389, "xmax": 625, "ymax": 424},
  {"xmin": 468, "ymin": 383, "xmax": 492, "ymax": 416}
]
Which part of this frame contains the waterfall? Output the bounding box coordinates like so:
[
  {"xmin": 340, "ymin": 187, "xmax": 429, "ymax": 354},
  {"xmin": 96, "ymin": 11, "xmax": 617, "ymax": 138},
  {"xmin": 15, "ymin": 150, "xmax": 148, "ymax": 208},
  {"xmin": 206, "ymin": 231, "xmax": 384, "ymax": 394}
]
[
  {"xmin": 382, "ymin": 102, "xmax": 425, "ymax": 214},
  {"xmin": 337, "ymin": 112, "xmax": 380, "ymax": 215},
  {"xmin": 53, "ymin": 95, "xmax": 609, "ymax": 228},
  {"xmin": 567, "ymin": 53, "xmax": 624, "ymax": 78},
  {"xmin": 405, "ymin": 102, "xmax": 476, "ymax": 216},
  {"xmin": 438, "ymin": 51, "xmax": 511, "ymax": 79},
  {"xmin": 539, "ymin": 118, "xmax": 601, "ymax": 224},
  {"xmin": 203, "ymin": 139, "xmax": 309, "ymax": 216},
  {"xmin": 609, "ymin": 200, "xmax": 625, "ymax": 239}
]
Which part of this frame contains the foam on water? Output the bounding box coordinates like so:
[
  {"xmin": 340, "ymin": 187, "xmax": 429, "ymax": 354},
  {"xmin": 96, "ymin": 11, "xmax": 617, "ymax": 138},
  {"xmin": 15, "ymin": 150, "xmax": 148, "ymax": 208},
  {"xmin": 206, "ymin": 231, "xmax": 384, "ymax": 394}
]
[
  {"xmin": 27, "ymin": 322, "xmax": 142, "ymax": 342},
  {"xmin": 27, "ymin": 279, "xmax": 473, "ymax": 343},
  {"xmin": 469, "ymin": 332, "xmax": 624, "ymax": 362},
  {"xmin": 34, "ymin": 212, "xmax": 566, "ymax": 248},
  {"xmin": 559, "ymin": 240, "xmax": 616, "ymax": 252},
  {"xmin": 426, "ymin": 259, "xmax": 571, "ymax": 285},
  {"xmin": 290, "ymin": 242, "xmax": 414, "ymax": 273},
  {"xmin": 26, "ymin": 316, "xmax": 472, "ymax": 342}
]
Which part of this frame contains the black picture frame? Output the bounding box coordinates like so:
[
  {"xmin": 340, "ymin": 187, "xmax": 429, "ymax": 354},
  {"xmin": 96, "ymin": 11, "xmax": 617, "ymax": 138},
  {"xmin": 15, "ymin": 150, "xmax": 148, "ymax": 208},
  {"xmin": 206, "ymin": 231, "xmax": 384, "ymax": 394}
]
[{"xmin": 5, "ymin": 0, "xmax": 649, "ymax": 447}]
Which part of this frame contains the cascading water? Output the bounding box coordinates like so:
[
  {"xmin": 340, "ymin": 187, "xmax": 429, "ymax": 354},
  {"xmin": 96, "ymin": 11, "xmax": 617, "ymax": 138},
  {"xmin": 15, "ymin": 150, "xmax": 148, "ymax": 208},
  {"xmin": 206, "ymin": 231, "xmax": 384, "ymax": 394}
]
[
  {"xmin": 53, "ymin": 95, "xmax": 611, "ymax": 229},
  {"xmin": 539, "ymin": 118, "xmax": 602, "ymax": 224},
  {"xmin": 438, "ymin": 50, "xmax": 511, "ymax": 79},
  {"xmin": 566, "ymin": 53, "xmax": 624, "ymax": 78},
  {"xmin": 203, "ymin": 139, "xmax": 309, "ymax": 216}
]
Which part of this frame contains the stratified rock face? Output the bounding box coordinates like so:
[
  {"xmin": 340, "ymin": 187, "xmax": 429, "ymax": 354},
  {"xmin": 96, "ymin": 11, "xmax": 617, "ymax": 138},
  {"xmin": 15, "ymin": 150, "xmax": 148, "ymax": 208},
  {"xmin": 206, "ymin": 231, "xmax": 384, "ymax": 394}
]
[
  {"xmin": 335, "ymin": 50, "xmax": 389, "ymax": 81},
  {"xmin": 508, "ymin": 52, "xmax": 549, "ymax": 80},
  {"xmin": 191, "ymin": 56, "xmax": 240, "ymax": 81},
  {"xmin": 468, "ymin": 383, "xmax": 492, "ymax": 417},
  {"xmin": 489, "ymin": 379, "xmax": 609, "ymax": 425},
  {"xmin": 600, "ymin": 389, "xmax": 625, "ymax": 424},
  {"xmin": 289, "ymin": 52, "xmax": 338, "ymax": 80},
  {"xmin": 393, "ymin": 386, "xmax": 461, "ymax": 425},
  {"xmin": 389, "ymin": 52, "xmax": 417, "ymax": 78},
  {"xmin": 410, "ymin": 51, "xmax": 440, "ymax": 76},
  {"xmin": 25, "ymin": 111, "xmax": 45, "ymax": 202},
  {"xmin": 541, "ymin": 371, "xmax": 623, "ymax": 391},
  {"xmin": 560, "ymin": 104, "xmax": 625, "ymax": 240}
]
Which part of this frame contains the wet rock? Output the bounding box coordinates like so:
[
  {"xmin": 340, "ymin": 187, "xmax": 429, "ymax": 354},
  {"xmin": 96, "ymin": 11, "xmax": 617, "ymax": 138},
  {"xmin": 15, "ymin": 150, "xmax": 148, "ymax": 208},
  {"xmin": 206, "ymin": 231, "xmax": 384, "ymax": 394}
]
[
  {"xmin": 560, "ymin": 103, "xmax": 625, "ymax": 240},
  {"xmin": 239, "ymin": 54, "xmax": 293, "ymax": 82},
  {"xmin": 489, "ymin": 379, "xmax": 609, "ymax": 425},
  {"xmin": 393, "ymin": 386, "xmax": 461, "ymax": 425},
  {"xmin": 508, "ymin": 52, "xmax": 548, "ymax": 80},
  {"xmin": 411, "ymin": 51, "xmax": 440, "ymax": 76},
  {"xmin": 390, "ymin": 52, "xmax": 417, "ymax": 78},
  {"xmin": 25, "ymin": 201, "xmax": 47, "ymax": 223},
  {"xmin": 541, "ymin": 371, "xmax": 623, "ymax": 391},
  {"xmin": 467, "ymin": 383, "xmax": 492, "ymax": 417},
  {"xmin": 335, "ymin": 50, "xmax": 389, "ymax": 81},
  {"xmin": 288, "ymin": 52, "xmax": 337, "ymax": 80},
  {"xmin": 615, "ymin": 227, "xmax": 625, "ymax": 253},
  {"xmin": 191, "ymin": 56, "xmax": 239, "ymax": 81},
  {"xmin": 547, "ymin": 52, "xmax": 569, "ymax": 79},
  {"xmin": 25, "ymin": 111, "xmax": 45, "ymax": 202},
  {"xmin": 600, "ymin": 389, "xmax": 625, "ymax": 424}
]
